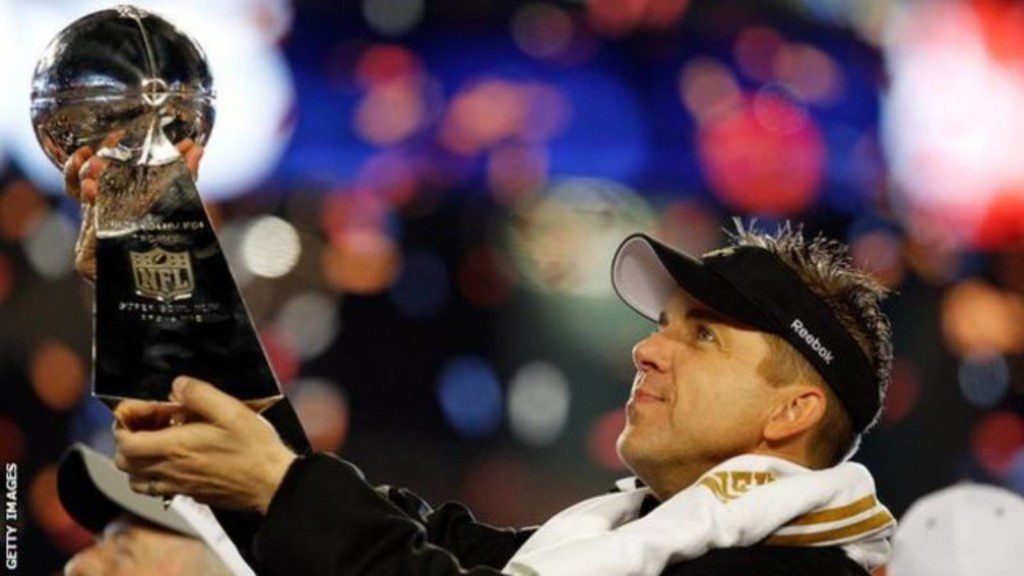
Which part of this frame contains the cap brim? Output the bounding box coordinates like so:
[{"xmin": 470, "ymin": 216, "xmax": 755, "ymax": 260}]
[
  {"xmin": 57, "ymin": 443, "xmax": 198, "ymax": 537},
  {"xmin": 611, "ymin": 233, "xmax": 771, "ymax": 330}
]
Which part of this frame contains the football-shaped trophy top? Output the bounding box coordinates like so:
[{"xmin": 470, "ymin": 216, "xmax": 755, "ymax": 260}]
[{"xmin": 30, "ymin": 5, "xmax": 215, "ymax": 169}]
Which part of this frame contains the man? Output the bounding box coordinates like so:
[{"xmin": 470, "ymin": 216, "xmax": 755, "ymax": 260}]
[
  {"xmin": 56, "ymin": 443, "xmax": 250, "ymax": 575},
  {"xmin": 65, "ymin": 145, "xmax": 896, "ymax": 575}
]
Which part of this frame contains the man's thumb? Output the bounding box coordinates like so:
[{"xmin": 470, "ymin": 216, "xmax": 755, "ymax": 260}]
[{"xmin": 171, "ymin": 376, "xmax": 244, "ymax": 428}]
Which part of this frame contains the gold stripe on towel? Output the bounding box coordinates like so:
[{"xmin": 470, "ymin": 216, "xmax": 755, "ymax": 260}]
[
  {"xmin": 787, "ymin": 494, "xmax": 877, "ymax": 527},
  {"xmin": 764, "ymin": 510, "xmax": 894, "ymax": 547}
]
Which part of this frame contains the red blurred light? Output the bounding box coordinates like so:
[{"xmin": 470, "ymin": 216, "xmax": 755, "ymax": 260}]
[
  {"xmin": 656, "ymin": 200, "xmax": 720, "ymax": 256},
  {"xmin": 322, "ymin": 229, "xmax": 401, "ymax": 295},
  {"xmin": 30, "ymin": 341, "xmax": 86, "ymax": 413},
  {"xmin": 259, "ymin": 329, "xmax": 299, "ymax": 388},
  {"xmin": 460, "ymin": 455, "xmax": 531, "ymax": 526},
  {"xmin": 972, "ymin": 190, "xmax": 1024, "ymax": 250},
  {"xmin": 775, "ymin": 43, "xmax": 844, "ymax": 105},
  {"xmin": 457, "ymin": 246, "xmax": 516, "ymax": 307},
  {"xmin": 0, "ymin": 417, "xmax": 25, "ymax": 462},
  {"xmin": 0, "ymin": 252, "xmax": 13, "ymax": 306},
  {"xmin": 585, "ymin": 0, "xmax": 646, "ymax": 38},
  {"xmin": 487, "ymin": 144, "xmax": 548, "ymax": 205},
  {"xmin": 30, "ymin": 464, "xmax": 93, "ymax": 553},
  {"xmin": 640, "ymin": 0, "xmax": 690, "ymax": 31},
  {"xmin": 587, "ymin": 409, "xmax": 628, "ymax": 472},
  {"xmin": 851, "ymin": 230, "xmax": 907, "ymax": 289},
  {"xmin": 880, "ymin": 358, "xmax": 922, "ymax": 427},
  {"xmin": 697, "ymin": 95, "xmax": 825, "ymax": 215},
  {"xmin": 355, "ymin": 153, "xmax": 421, "ymax": 208},
  {"xmin": 679, "ymin": 58, "xmax": 743, "ymax": 125},
  {"xmin": 354, "ymin": 78, "xmax": 425, "ymax": 146},
  {"xmin": 354, "ymin": 44, "xmax": 421, "ymax": 88},
  {"xmin": 0, "ymin": 180, "xmax": 47, "ymax": 241},
  {"xmin": 734, "ymin": 26, "xmax": 784, "ymax": 82},
  {"xmin": 971, "ymin": 411, "xmax": 1024, "ymax": 477},
  {"xmin": 512, "ymin": 3, "xmax": 575, "ymax": 60},
  {"xmin": 291, "ymin": 381, "xmax": 349, "ymax": 453}
]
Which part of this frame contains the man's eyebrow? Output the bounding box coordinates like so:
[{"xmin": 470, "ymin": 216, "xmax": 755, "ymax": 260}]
[{"xmin": 685, "ymin": 307, "xmax": 731, "ymax": 325}]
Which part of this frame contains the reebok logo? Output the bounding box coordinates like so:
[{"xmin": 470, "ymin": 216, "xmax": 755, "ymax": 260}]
[{"xmin": 790, "ymin": 319, "xmax": 834, "ymax": 364}]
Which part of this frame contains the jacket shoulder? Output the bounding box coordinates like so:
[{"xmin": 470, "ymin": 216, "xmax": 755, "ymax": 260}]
[{"xmin": 661, "ymin": 545, "xmax": 870, "ymax": 576}]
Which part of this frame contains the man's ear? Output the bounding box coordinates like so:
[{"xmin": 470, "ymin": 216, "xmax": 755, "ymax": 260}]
[{"xmin": 763, "ymin": 385, "xmax": 826, "ymax": 443}]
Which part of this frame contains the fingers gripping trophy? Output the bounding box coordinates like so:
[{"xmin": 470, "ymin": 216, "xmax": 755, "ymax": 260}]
[{"xmin": 31, "ymin": 6, "xmax": 282, "ymax": 408}]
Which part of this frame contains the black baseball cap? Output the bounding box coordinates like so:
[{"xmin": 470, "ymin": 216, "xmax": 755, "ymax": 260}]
[{"xmin": 611, "ymin": 233, "xmax": 879, "ymax": 432}]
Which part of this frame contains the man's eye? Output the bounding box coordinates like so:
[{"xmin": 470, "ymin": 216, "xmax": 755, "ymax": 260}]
[{"xmin": 697, "ymin": 325, "xmax": 716, "ymax": 343}]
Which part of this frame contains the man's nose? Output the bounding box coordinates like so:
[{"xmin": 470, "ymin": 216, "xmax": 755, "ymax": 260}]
[{"xmin": 632, "ymin": 332, "xmax": 671, "ymax": 373}]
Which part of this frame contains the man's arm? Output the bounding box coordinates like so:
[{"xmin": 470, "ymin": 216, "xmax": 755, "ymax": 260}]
[
  {"xmin": 253, "ymin": 453, "xmax": 523, "ymax": 575},
  {"xmin": 210, "ymin": 397, "xmax": 313, "ymax": 566}
]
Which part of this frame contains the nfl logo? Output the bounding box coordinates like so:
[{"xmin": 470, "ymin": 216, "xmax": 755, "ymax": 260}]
[{"xmin": 129, "ymin": 247, "xmax": 195, "ymax": 301}]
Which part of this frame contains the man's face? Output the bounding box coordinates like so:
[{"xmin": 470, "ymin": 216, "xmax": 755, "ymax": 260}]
[
  {"xmin": 617, "ymin": 289, "xmax": 776, "ymax": 490},
  {"xmin": 63, "ymin": 515, "xmax": 210, "ymax": 576}
]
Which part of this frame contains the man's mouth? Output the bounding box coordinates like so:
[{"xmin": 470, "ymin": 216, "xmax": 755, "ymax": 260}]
[{"xmin": 631, "ymin": 388, "xmax": 665, "ymax": 404}]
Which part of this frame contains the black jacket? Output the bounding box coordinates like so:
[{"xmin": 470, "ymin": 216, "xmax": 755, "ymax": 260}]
[{"xmin": 219, "ymin": 402, "xmax": 868, "ymax": 576}]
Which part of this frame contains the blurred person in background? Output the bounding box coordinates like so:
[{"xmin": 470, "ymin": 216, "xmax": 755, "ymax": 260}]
[
  {"xmin": 881, "ymin": 483, "xmax": 1024, "ymax": 576},
  {"xmin": 64, "ymin": 148, "xmax": 897, "ymax": 575},
  {"xmin": 57, "ymin": 443, "xmax": 247, "ymax": 576}
]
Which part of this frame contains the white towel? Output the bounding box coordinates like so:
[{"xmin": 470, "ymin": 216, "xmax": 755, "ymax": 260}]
[{"xmin": 504, "ymin": 454, "xmax": 894, "ymax": 576}]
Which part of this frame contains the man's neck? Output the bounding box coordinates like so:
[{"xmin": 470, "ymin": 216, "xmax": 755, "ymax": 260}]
[
  {"xmin": 639, "ymin": 460, "xmax": 718, "ymax": 502},
  {"xmin": 639, "ymin": 448, "xmax": 810, "ymax": 501}
]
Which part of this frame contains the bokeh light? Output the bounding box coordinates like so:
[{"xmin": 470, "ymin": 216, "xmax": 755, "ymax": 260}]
[
  {"xmin": 259, "ymin": 329, "xmax": 300, "ymax": 387},
  {"xmin": 940, "ymin": 279, "xmax": 1024, "ymax": 357},
  {"xmin": 507, "ymin": 177, "xmax": 654, "ymax": 297},
  {"xmin": 882, "ymin": 0, "xmax": 1024, "ymax": 249},
  {"xmin": 0, "ymin": 416, "xmax": 26, "ymax": 462},
  {"xmin": 460, "ymin": 454, "xmax": 530, "ymax": 525},
  {"xmin": 29, "ymin": 464, "xmax": 92, "ymax": 553},
  {"xmin": 0, "ymin": 252, "xmax": 14, "ymax": 306},
  {"xmin": 23, "ymin": 211, "xmax": 75, "ymax": 279},
  {"xmin": 30, "ymin": 341, "xmax": 85, "ymax": 413},
  {"xmin": 587, "ymin": 408, "xmax": 627, "ymax": 471},
  {"xmin": 457, "ymin": 246, "xmax": 516, "ymax": 307},
  {"xmin": 354, "ymin": 77, "xmax": 427, "ymax": 146},
  {"xmin": 880, "ymin": 358, "xmax": 922, "ymax": 427},
  {"xmin": 512, "ymin": 3, "xmax": 575, "ymax": 60},
  {"xmin": 680, "ymin": 57, "xmax": 743, "ymax": 125},
  {"xmin": 289, "ymin": 378, "xmax": 350, "ymax": 453},
  {"xmin": 774, "ymin": 42, "xmax": 844, "ymax": 105},
  {"xmin": 850, "ymin": 227, "xmax": 906, "ymax": 289},
  {"xmin": 362, "ymin": 0, "xmax": 424, "ymax": 38},
  {"xmin": 0, "ymin": 179, "xmax": 46, "ymax": 241},
  {"xmin": 958, "ymin": 354, "xmax": 1010, "ymax": 409},
  {"xmin": 697, "ymin": 89, "xmax": 826, "ymax": 215},
  {"xmin": 322, "ymin": 229, "xmax": 402, "ymax": 295},
  {"xmin": 241, "ymin": 215, "xmax": 302, "ymax": 279},
  {"xmin": 390, "ymin": 250, "xmax": 449, "ymax": 319},
  {"xmin": 971, "ymin": 411, "xmax": 1024, "ymax": 478},
  {"xmin": 655, "ymin": 200, "xmax": 721, "ymax": 257},
  {"xmin": 437, "ymin": 355, "xmax": 503, "ymax": 438},
  {"xmin": 273, "ymin": 292, "xmax": 341, "ymax": 360},
  {"xmin": 508, "ymin": 361, "xmax": 572, "ymax": 447}
]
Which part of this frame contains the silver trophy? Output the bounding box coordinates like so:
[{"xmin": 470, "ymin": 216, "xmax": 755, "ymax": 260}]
[{"xmin": 30, "ymin": 6, "xmax": 281, "ymax": 405}]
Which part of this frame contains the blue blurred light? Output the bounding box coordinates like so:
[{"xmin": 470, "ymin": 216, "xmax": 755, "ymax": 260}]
[
  {"xmin": 437, "ymin": 355, "xmax": 503, "ymax": 437},
  {"xmin": 958, "ymin": 355, "xmax": 1010, "ymax": 409},
  {"xmin": 391, "ymin": 250, "xmax": 449, "ymax": 318},
  {"xmin": 70, "ymin": 396, "xmax": 115, "ymax": 444}
]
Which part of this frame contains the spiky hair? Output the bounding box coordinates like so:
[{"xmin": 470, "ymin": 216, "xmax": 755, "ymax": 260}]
[{"xmin": 726, "ymin": 218, "xmax": 894, "ymax": 437}]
